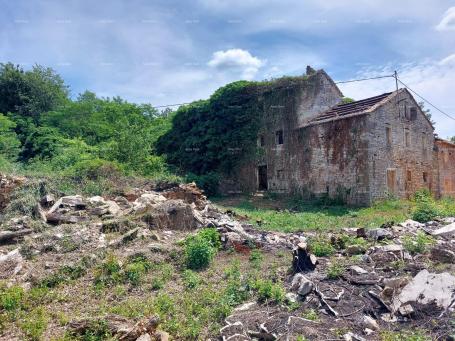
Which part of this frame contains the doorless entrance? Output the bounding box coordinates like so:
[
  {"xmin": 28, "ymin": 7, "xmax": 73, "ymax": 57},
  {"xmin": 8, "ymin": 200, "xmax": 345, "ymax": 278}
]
[{"xmin": 258, "ymin": 165, "xmax": 268, "ymax": 190}]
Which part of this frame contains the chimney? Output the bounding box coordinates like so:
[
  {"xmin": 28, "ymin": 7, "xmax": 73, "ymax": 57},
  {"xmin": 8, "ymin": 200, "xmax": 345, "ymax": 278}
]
[{"xmin": 306, "ymin": 65, "xmax": 316, "ymax": 75}]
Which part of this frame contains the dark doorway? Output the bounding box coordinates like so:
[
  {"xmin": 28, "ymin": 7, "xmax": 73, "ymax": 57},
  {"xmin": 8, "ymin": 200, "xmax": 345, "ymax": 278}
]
[{"xmin": 258, "ymin": 165, "xmax": 268, "ymax": 190}]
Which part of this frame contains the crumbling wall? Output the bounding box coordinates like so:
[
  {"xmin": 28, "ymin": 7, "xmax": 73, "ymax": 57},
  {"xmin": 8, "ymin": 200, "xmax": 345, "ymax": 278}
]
[
  {"xmin": 366, "ymin": 91, "xmax": 435, "ymax": 202},
  {"xmin": 434, "ymin": 139, "xmax": 455, "ymax": 198}
]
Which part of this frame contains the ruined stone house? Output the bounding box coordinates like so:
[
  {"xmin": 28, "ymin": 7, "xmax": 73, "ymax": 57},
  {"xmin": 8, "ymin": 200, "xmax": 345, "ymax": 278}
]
[{"xmin": 222, "ymin": 67, "xmax": 455, "ymax": 205}]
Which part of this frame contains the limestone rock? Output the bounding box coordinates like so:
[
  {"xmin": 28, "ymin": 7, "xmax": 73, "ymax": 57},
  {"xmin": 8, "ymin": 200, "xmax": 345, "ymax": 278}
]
[
  {"xmin": 362, "ymin": 316, "xmax": 379, "ymax": 331},
  {"xmin": 392, "ymin": 269, "xmax": 455, "ymax": 312},
  {"xmin": 430, "ymin": 246, "xmax": 455, "ymax": 263},
  {"xmin": 291, "ymin": 273, "xmax": 314, "ymax": 297},
  {"xmin": 431, "ymin": 223, "xmax": 455, "ymax": 237},
  {"xmin": 0, "ymin": 249, "xmax": 23, "ymax": 279}
]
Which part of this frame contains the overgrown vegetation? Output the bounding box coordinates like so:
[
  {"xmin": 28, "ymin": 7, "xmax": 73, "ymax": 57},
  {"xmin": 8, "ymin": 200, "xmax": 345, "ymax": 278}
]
[
  {"xmin": 184, "ymin": 228, "xmax": 221, "ymax": 270},
  {"xmin": 0, "ymin": 62, "xmax": 176, "ymax": 183},
  {"xmin": 214, "ymin": 194, "xmax": 455, "ymax": 232}
]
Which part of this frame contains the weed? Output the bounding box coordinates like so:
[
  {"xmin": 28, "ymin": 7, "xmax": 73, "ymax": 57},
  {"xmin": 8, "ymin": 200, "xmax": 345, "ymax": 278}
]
[
  {"xmin": 380, "ymin": 329, "xmax": 430, "ymax": 341},
  {"xmin": 182, "ymin": 270, "xmax": 200, "ymax": 289},
  {"xmin": 302, "ymin": 309, "xmax": 319, "ymax": 321},
  {"xmin": 327, "ymin": 259, "xmax": 345, "ymax": 279},
  {"xmin": 18, "ymin": 307, "xmax": 49, "ymax": 341},
  {"xmin": 402, "ymin": 231, "xmax": 435, "ymax": 255},
  {"xmin": 0, "ymin": 285, "xmax": 24, "ymax": 311},
  {"xmin": 308, "ymin": 237, "xmax": 335, "ymax": 257},
  {"xmin": 249, "ymin": 249, "xmax": 263, "ymax": 269},
  {"xmin": 198, "ymin": 228, "xmax": 222, "ymax": 250},
  {"xmin": 254, "ymin": 279, "xmax": 285, "ymax": 303},
  {"xmin": 94, "ymin": 254, "xmax": 122, "ymax": 287}
]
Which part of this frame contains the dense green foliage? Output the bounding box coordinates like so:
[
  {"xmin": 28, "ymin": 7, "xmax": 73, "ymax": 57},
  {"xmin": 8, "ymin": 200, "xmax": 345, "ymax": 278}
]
[
  {"xmin": 0, "ymin": 63, "xmax": 174, "ymax": 180},
  {"xmin": 184, "ymin": 228, "xmax": 221, "ymax": 270},
  {"xmin": 156, "ymin": 81, "xmax": 266, "ymax": 193}
]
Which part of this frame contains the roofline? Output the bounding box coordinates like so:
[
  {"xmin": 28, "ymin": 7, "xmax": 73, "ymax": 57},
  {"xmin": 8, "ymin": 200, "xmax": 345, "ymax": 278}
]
[
  {"xmin": 301, "ymin": 89, "xmax": 399, "ymax": 128},
  {"xmin": 301, "ymin": 88, "xmax": 435, "ymax": 130},
  {"xmin": 435, "ymin": 137, "xmax": 455, "ymax": 148}
]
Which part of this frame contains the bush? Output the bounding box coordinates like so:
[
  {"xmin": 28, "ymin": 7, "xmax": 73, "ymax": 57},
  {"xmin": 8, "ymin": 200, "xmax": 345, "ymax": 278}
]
[
  {"xmin": 197, "ymin": 228, "xmax": 221, "ymax": 250},
  {"xmin": 67, "ymin": 158, "xmax": 123, "ymax": 180},
  {"xmin": 254, "ymin": 279, "xmax": 285, "ymax": 303},
  {"xmin": 185, "ymin": 236, "xmax": 216, "ymax": 270},
  {"xmin": 184, "ymin": 228, "xmax": 221, "ymax": 270},
  {"xmin": 412, "ymin": 202, "xmax": 439, "ymax": 223}
]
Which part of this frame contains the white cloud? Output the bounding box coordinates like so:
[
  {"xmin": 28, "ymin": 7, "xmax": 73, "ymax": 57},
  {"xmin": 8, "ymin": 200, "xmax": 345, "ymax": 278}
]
[
  {"xmin": 208, "ymin": 49, "xmax": 264, "ymax": 80},
  {"xmin": 439, "ymin": 54, "xmax": 455, "ymax": 65},
  {"xmin": 338, "ymin": 56, "xmax": 455, "ymax": 138},
  {"xmin": 436, "ymin": 7, "xmax": 455, "ymax": 31}
]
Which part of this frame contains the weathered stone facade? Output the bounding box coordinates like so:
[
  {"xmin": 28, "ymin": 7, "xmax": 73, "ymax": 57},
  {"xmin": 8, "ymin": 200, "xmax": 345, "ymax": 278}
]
[
  {"xmin": 222, "ymin": 68, "xmax": 454, "ymax": 205},
  {"xmin": 434, "ymin": 138, "xmax": 455, "ymax": 198}
]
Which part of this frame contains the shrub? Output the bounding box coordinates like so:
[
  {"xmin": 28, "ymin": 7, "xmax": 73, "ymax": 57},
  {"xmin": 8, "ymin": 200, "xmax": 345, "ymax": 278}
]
[
  {"xmin": 185, "ymin": 236, "xmax": 216, "ymax": 270},
  {"xmin": 254, "ymin": 279, "xmax": 285, "ymax": 303},
  {"xmin": 184, "ymin": 228, "xmax": 221, "ymax": 270},
  {"xmin": 198, "ymin": 228, "xmax": 221, "ymax": 250},
  {"xmin": 0, "ymin": 285, "xmax": 24, "ymax": 311},
  {"xmin": 308, "ymin": 237, "xmax": 335, "ymax": 257},
  {"xmin": 67, "ymin": 158, "xmax": 122, "ymax": 180},
  {"xmin": 402, "ymin": 231, "xmax": 435, "ymax": 255},
  {"xmin": 412, "ymin": 202, "xmax": 439, "ymax": 223}
]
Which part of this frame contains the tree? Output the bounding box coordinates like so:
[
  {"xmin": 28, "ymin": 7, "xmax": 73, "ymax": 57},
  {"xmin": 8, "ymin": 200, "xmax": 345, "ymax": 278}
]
[
  {"xmin": 450, "ymin": 136, "xmax": 455, "ymax": 143},
  {"xmin": 0, "ymin": 63, "xmax": 69, "ymax": 122},
  {"xmin": 0, "ymin": 114, "xmax": 21, "ymax": 160},
  {"xmin": 418, "ymin": 101, "xmax": 435, "ymax": 126}
]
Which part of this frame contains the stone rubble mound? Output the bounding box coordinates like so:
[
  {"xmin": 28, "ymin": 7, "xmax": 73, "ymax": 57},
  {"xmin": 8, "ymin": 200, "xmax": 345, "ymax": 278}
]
[{"xmin": 219, "ymin": 218, "xmax": 455, "ymax": 340}]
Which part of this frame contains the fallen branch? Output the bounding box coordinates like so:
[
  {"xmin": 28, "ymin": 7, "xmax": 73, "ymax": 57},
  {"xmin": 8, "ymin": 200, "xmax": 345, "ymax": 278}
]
[
  {"xmin": 315, "ymin": 286, "xmax": 339, "ymax": 317},
  {"xmin": 0, "ymin": 229, "xmax": 33, "ymax": 244}
]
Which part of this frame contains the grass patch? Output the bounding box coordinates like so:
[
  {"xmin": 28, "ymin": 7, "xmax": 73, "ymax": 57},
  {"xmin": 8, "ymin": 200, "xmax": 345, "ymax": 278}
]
[{"xmin": 214, "ymin": 195, "xmax": 455, "ymax": 232}]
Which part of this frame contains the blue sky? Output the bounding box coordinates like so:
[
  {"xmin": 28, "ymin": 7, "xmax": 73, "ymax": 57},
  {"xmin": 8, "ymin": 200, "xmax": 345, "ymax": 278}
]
[{"xmin": 1, "ymin": 0, "xmax": 454, "ymax": 137}]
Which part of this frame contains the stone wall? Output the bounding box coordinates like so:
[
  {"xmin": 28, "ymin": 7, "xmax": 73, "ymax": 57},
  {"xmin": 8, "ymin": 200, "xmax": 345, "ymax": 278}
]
[
  {"xmin": 434, "ymin": 139, "xmax": 455, "ymax": 198},
  {"xmin": 221, "ymin": 69, "xmax": 343, "ymax": 195},
  {"xmin": 365, "ymin": 90, "xmax": 435, "ymax": 202}
]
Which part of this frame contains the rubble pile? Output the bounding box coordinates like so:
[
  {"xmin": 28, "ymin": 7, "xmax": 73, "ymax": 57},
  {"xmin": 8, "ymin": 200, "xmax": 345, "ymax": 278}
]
[
  {"xmin": 1, "ymin": 178, "xmax": 455, "ymax": 340},
  {"xmin": 219, "ymin": 218, "xmax": 455, "ymax": 340}
]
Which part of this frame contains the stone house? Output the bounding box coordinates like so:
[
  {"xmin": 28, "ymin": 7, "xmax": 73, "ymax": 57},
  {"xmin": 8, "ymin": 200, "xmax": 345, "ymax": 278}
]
[{"xmin": 222, "ymin": 67, "xmax": 454, "ymax": 205}]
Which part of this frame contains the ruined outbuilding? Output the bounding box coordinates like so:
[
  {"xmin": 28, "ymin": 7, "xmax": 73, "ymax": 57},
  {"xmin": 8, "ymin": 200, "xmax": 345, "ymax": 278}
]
[{"xmin": 222, "ymin": 67, "xmax": 454, "ymax": 205}]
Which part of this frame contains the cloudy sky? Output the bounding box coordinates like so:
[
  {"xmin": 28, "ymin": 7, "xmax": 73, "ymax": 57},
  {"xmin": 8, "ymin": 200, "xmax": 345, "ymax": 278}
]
[{"xmin": 1, "ymin": 0, "xmax": 454, "ymax": 137}]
